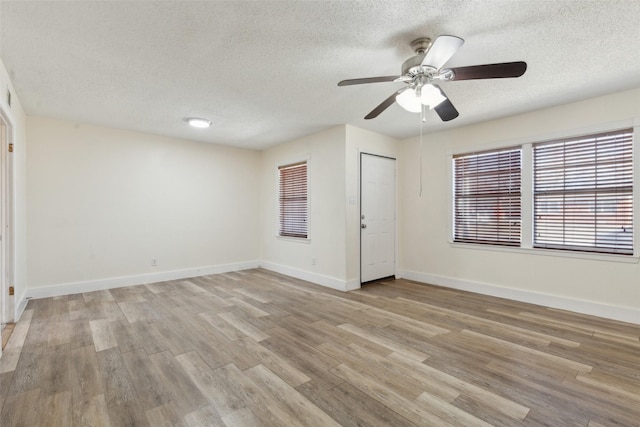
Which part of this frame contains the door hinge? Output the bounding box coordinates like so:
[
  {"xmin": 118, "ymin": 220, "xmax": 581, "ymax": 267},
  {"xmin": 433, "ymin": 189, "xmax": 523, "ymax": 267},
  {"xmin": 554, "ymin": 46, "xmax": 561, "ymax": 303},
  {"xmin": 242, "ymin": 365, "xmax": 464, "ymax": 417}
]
[
  {"xmin": 9, "ymin": 286, "xmax": 14, "ymax": 296},
  {"xmin": 8, "ymin": 143, "xmax": 13, "ymax": 153}
]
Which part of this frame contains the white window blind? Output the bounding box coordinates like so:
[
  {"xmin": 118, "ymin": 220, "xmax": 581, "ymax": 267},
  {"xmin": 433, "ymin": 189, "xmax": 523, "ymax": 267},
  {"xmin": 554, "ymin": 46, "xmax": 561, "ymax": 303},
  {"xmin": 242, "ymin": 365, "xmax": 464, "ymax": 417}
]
[
  {"xmin": 533, "ymin": 129, "xmax": 633, "ymax": 255},
  {"xmin": 453, "ymin": 148, "xmax": 522, "ymax": 246},
  {"xmin": 279, "ymin": 161, "xmax": 308, "ymax": 238}
]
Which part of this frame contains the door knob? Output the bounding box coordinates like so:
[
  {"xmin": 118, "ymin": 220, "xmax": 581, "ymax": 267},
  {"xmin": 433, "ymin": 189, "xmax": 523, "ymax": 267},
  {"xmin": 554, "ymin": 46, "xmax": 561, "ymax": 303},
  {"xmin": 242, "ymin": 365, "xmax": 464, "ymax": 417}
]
[{"xmin": 361, "ymin": 224, "xmax": 367, "ymax": 229}]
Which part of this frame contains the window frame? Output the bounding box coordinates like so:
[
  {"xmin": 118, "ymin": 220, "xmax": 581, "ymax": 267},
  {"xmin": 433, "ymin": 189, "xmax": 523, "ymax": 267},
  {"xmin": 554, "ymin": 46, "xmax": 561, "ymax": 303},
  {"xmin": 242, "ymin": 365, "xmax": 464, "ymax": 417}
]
[
  {"xmin": 448, "ymin": 122, "xmax": 638, "ymax": 262},
  {"xmin": 277, "ymin": 160, "xmax": 309, "ymax": 240},
  {"xmin": 532, "ymin": 129, "xmax": 634, "ymax": 255},
  {"xmin": 452, "ymin": 147, "xmax": 522, "ymax": 247}
]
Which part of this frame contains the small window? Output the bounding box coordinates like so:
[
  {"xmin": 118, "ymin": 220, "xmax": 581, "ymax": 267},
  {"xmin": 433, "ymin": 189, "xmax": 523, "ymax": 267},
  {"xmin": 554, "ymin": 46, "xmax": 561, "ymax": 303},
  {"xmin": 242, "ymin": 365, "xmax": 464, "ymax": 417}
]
[
  {"xmin": 453, "ymin": 148, "xmax": 522, "ymax": 246},
  {"xmin": 533, "ymin": 129, "xmax": 633, "ymax": 255},
  {"xmin": 278, "ymin": 161, "xmax": 308, "ymax": 238}
]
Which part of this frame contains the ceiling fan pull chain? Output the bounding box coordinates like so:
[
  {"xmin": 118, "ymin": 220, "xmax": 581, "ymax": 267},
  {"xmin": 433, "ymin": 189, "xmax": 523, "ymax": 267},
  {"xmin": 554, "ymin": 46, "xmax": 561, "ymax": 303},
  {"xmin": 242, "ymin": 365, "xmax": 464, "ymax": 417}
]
[{"xmin": 419, "ymin": 109, "xmax": 424, "ymax": 197}]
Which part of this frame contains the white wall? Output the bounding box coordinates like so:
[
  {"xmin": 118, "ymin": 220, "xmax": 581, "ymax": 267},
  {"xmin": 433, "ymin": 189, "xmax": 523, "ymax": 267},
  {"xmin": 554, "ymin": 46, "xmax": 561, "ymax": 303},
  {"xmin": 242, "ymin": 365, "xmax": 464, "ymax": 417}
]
[
  {"xmin": 259, "ymin": 125, "xmax": 399, "ymax": 290},
  {"xmin": 259, "ymin": 126, "xmax": 349, "ymax": 289},
  {"xmin": 0, "ymin": 57, "xmax": 27, "ymax": 322},
  {"xmin": 26, "ymin": 117, "xmax": 260, "ymax": 296},
  {"xmin": 344, "ymin": 125, "xmax": 399, "ymax": 283},
  {"xmin": 399, "ymin": 88, "xmax": 640, "ymax": 323},
  {"xmin": 15, "ymin": 77, "xmax": 640, "ymax": 325}
]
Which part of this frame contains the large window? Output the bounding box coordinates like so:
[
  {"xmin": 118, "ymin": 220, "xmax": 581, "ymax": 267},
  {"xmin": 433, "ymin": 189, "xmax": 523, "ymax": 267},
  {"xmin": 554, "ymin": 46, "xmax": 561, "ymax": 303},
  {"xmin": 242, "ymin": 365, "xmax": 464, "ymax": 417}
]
[
  {"xmin": 278, "ymin": 161, "xmax": 308, "ymax": 238},
  {"xmin": 533, "ymin": 129, "xmax": 633, "ymax": 255},
  {"xmin": 453, "ymin": 148, "xmax": 522, "ymax": 246}
]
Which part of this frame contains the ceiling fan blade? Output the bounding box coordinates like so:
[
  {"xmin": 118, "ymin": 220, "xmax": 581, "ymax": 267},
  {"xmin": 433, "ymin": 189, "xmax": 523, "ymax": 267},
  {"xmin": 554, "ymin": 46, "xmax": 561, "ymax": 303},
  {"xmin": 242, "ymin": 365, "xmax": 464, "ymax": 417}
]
[
  {"xmin": 448, "ymin": 61, "xmax": 527, "ymax": 80},
  {"xmin": 338, "ymin": 76, "xmax": 400, "ymax": 86},
  {"xmin": 431, "ymin": 84, "xmax": 459, "ymax": 122},
  {"xmin": 421, "ymin": 35, "xmax": 464, "ymax": 69},
  {"xmin": 364, "ymin": 90, "xmax": 403, "ymax": 120}
]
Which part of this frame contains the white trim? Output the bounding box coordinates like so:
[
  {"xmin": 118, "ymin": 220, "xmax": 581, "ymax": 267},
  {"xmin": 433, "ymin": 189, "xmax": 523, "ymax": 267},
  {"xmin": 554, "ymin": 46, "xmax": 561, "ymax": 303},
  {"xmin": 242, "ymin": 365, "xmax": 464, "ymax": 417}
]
[
  {"xmin": 633, "ymin": 126, "xmax": 640, "ymax": 257},
  {"xmin": 275, "ymin": 153, "xmax": 311, "ymax": 169},
  {"xmin": 276, "ymin": 156, "xmax": 310, "ymax": 241},
  {"xmin": 448, "ymin": 242, "xmax": 639, "ymax": 264},
  {"xmin": 24, "ymin": 261, "xmax": 260, "ymax": 300},
  {"xmin": 344, "ymin": 278, "xmax": 361, "ymax": 291},
  {"xmin": 15, "ymin": 289, "xmax": 27, "ymax": 321},
  {"xmin": 0, "ymin": 107, "xmax": 15, "ymax": 325},
  {"xmin": 400, "ymin": 269, "xmax": 640, "ymax": 325},
  {"xmin": 260, "ymin": 260, "xmax": 360, "ymax": 292},
  {"xmin": 275, "ymin": 235, "xmax": 311, "ymax": 244}
]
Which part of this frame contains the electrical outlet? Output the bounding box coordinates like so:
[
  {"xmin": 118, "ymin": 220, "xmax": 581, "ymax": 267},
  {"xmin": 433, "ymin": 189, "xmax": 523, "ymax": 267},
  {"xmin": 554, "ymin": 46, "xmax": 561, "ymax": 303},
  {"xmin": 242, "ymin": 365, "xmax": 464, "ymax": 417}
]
[
  {"xmin": 151, "ymin": 258, "xmax": 158, "ymax": 267},
  {"xmin": 311, "ymin": 258, "xmax": 317, "ymax": 266}
]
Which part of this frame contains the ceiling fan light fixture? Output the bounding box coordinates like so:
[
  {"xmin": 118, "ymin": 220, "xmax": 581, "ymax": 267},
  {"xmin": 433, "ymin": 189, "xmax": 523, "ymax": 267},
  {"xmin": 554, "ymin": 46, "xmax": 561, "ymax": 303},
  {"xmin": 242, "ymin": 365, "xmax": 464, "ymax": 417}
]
[
  {"xmin": 420, "ymin": 84, "xmax": 446, "ymax": 110},
  {"xmin": 396, "ymin": 88, "xmax": 422, "ymax": 113},
  {"xmin": 185, "ymin": 117, "xmax": 212, "ymax": 128}
]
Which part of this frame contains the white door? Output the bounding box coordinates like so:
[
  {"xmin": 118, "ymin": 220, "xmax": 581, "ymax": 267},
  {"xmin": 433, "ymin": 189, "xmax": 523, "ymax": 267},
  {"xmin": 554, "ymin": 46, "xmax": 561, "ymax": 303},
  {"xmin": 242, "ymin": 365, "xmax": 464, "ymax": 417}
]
[{"xmin": 360, "ymin": 153, "xmax": 395, "ymax": 283}]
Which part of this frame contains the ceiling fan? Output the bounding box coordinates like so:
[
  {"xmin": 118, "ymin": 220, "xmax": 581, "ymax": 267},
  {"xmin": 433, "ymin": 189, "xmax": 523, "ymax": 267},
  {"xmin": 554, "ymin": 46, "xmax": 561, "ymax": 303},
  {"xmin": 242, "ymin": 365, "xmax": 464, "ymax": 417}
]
[{"xmin": 338, "ymin": 35, "xmax": 527, "ymax": 121}]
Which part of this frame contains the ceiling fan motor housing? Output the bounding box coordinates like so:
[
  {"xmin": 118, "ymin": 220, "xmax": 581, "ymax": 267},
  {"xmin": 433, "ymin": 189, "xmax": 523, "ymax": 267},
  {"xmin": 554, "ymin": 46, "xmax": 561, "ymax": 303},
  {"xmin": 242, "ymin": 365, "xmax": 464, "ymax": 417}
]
[
  {"xmin": 402, "ymin": 37, "xmax": 437, "ymax": 79},
  {"xmin": 402, "ymin": 55, "xmax": 438, "ymax": 78}
]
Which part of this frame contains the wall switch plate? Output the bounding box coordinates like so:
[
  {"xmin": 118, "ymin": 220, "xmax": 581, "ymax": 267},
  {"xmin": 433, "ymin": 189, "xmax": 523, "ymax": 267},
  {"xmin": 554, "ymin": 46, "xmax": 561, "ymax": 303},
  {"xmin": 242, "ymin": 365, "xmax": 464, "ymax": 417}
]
[{"xmin": 151, "ymin": 258, "xmax": 158, "ymax": 267}]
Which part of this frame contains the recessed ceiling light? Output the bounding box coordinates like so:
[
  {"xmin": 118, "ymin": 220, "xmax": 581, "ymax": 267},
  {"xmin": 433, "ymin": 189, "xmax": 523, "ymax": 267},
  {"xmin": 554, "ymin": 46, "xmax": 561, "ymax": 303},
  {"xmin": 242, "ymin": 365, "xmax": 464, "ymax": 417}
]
[{"xmin": 185, "ymin": 117, "xmax": 211, "ymax": 128}]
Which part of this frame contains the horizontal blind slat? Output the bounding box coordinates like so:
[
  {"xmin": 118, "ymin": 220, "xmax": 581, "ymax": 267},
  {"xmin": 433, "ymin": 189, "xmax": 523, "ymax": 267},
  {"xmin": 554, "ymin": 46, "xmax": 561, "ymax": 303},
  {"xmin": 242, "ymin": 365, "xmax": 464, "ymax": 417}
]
[
  {"xmin": 453, "ymin": 148, "xmax": 522, "ymax": 245},
  {"xmin": 279, "ymin": 162, "xmax": 308, "ymax": 238},
  {"xmin": 533, "ymin": 129, "xmax": 633, "ymax": 255}
]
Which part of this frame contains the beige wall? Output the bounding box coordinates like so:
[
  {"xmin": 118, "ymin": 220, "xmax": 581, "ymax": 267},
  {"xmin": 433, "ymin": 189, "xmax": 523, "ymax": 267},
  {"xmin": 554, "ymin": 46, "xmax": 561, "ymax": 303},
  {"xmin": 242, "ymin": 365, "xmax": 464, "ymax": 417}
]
[
  {"xmin": 259, "ymin": 125, "xmax": 399, "ymax": 290},
  {"xmin": 399, "ymin": 88, "xmax": 640, "ymax": 322},
  {"xmin": 0, "ymin": 57, "xmax": 27, "ymax": 321},
  {"xmin": 26, "ymin": 117, "xmax": 260, "ymax": 291},
  {"xmin": 259, "ymin": 126, "xmax": 349, "ymax": 288},
  {"xmin": 13, "ymin": 66, "xmax": 640, "ymax": 323},
  {"xmin": 344, "ymin": 125, "xmax": 399, "ymax": 283}
]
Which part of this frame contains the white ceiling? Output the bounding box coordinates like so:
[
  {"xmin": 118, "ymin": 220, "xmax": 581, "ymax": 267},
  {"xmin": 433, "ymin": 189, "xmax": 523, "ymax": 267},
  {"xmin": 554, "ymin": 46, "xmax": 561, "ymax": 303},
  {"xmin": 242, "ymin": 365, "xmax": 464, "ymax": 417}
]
[{"xmin": 1, "ymin": 1, "xmax": 640, "ymax": 150}]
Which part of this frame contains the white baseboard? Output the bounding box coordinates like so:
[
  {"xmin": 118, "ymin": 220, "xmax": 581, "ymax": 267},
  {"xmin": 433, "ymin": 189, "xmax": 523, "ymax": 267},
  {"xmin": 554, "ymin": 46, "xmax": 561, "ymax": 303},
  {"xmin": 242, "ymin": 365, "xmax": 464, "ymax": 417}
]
[
  {"xmin": 260, "ymin": 261, "xmax": 360, "ymax": 292},
  {"xmin": 15, "ymin": 290, "xmax": 28, "ymax": 322},
  {"xmin": 344, "ymin": 278, "xmax": 361, "ymax": 292},
  {"xmin": 400, "ymin": 270, "xmax": 640, "ymax": 325},
  {"xmin": 25, "ymin": 261, "xmax": 260, "ymax": 301},
  {"xmin": 26, "ymin": 260, "xmax": 636, "ymax": 324}
]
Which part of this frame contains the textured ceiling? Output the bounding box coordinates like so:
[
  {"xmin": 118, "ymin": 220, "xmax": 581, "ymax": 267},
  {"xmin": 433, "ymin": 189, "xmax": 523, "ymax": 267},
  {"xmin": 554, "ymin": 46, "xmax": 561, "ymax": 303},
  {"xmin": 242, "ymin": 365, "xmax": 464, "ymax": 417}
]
[{"xmin": 1, "ymin": 1, "xmax": 640, "ymax": 150}]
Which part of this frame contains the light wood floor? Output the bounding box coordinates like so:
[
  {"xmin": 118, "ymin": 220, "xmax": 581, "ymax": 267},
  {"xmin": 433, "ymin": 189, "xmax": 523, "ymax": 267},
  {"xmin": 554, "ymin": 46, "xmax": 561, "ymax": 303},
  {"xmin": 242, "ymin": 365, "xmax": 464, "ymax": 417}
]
[{"xmin": 1, "ymin": 269, "xmax": 639, "ymax": 426}]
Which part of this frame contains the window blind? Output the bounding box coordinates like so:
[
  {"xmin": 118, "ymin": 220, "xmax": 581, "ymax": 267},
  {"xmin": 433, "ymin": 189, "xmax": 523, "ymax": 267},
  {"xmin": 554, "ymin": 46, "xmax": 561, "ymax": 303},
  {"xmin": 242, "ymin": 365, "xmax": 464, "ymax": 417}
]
[
  {"xmin": 453, "ymin": 148, "xmax": 522, "ymax": 246},
  {"xmin": 533, "ymin": 129, "xmax": 633, "ymax": 255},
  {"xmin": 279, "ymin": 161, "xmax": 308, "ymax": 238}
]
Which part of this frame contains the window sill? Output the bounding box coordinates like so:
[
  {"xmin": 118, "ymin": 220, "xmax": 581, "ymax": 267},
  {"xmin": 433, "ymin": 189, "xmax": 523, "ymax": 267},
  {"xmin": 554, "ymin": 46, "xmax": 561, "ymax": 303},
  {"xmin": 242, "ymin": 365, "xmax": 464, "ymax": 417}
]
[
  {"xmin": 276, "ymin": 235, "xmax": 311, "ymax": 244},
  {"xmin": 448, "ymin": 242, "xmax": 639, "ymax": 264}
]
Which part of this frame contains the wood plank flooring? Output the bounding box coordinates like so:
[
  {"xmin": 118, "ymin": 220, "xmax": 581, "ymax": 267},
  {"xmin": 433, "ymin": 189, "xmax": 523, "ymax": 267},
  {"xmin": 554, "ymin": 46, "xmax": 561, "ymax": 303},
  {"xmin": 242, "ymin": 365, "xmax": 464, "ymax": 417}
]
[{"xmin": 1, "ymin": 268, "xmax": 639, "ymax": 426}]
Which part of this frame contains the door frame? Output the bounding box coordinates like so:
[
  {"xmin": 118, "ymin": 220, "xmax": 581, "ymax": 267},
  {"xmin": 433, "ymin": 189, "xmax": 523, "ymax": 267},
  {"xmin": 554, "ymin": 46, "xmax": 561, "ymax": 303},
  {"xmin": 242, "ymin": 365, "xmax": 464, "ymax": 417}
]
[
  {"xmin": 359, "ymin": 152, "xmax": 397, "ymax": 284},
  {"xmin": 0, "ymin": 107, "xmax": 15, "ymax": 329}
]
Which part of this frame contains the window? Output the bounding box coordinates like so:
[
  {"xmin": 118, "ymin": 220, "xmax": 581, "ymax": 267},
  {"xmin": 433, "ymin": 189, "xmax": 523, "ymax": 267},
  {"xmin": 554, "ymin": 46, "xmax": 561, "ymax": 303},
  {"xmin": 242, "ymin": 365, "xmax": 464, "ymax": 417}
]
[
  {"xmin": 453, "ymin": 148, "xmax": 521, "ymax": 246},
  {"xmin": 533, "ymin": 129, "xmax": 633, "ymax": 255},
  {"xmin": 278, "ymin": 161, "xmax": 308, "ymax": 238}
]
